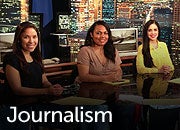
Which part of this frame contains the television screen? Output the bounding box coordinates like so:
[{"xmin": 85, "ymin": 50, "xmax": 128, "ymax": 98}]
[
  {"xmin": 111, "ymin": 28, "xmax": 138, "ymax": 53},
  {"xmin": 56, "ymin": 13, "xmax": 70, "ymax": 33},
  {"xmin": 28, "ymin": 13, "xmax": 42, "ymax": 30}
]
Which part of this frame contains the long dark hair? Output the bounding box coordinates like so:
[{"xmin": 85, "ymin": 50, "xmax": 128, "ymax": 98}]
[
  {"xmin": 84, "ymin": 20, "xmax": 116, "ymax": 63},
  {"xmin": 142, "ymin": 20, "xmax": 161, "ymax": 67},
  {"xmin": 12, "ymin": 21, "xmax": 43, "ymax": 72}
]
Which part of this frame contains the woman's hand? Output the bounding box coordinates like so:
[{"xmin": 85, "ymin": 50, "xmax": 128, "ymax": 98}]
[
  {"xmin": 48, "ymin": 84, "xmax": 64, "ymax": 96},
  {"xmin": 104, "ymin": 72, "xmax": 122, "ymax": 82},
  {"xmin": 159, "ymin": 65, "xmax": 171, "ymax": 74}
]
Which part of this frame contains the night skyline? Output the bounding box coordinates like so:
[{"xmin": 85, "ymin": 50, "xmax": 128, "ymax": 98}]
[{"xmin": 0, "ymin": 0, "xmax": 177, "ymax": 48}]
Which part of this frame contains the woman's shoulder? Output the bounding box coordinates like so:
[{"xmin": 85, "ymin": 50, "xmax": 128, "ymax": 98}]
[
  {"xmin": 3, "ymin": 52, "xmax": 20, "ymax": 69},
  {"xmin": 78, "ymin": 46, "xmax": 94, "ymax": 59},
  {"xmin": 158, "ymin": 41, "xmax": 168, "ymax": 48},
  {"xmin": 137, "ymin": 44, "xmax": 143, "ymax": 50},
  {"xmin": 3, "ymin": 52, "xmax": 18, "ymax": 61},
  {"xmin": 80, "ymin": 46, "xmax": 91, "ymax": 50},
  {"xmin": 158, "ymin": 41, "xmax": 166, "ymax": 45},
  {"xmin": 79, "ymin": 46, "xmax": 92, "ymax": 53}
]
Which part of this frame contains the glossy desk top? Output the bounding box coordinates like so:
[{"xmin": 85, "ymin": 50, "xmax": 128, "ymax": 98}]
[
  {"xmin": 0, "ymin": 69, "xmax": 179, "ymax": 106},
  {"xmin": 79, "ymin": 70, "xmax": 180, "ymax": 105}
]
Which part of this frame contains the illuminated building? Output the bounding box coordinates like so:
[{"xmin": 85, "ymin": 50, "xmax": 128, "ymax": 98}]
[
  {"xmin": 102, "ymin": 0, "xmax": 116, "ymax": 26},
  {"xmin": 171, "ymin": 0, "xmax": 180, "ymax": 66}
]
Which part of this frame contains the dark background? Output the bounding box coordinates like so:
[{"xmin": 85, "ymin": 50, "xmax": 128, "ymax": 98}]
[{"xmin": 31, "ymin": 0, "xmax": 71, "ymax": 59}]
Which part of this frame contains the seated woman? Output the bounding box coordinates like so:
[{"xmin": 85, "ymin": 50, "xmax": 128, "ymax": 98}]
[
  {"xmin": 3, "ymin": 21, "xmax": 63, "ymax": 96},
  {"xmin": 76, "ymin": 20, "xmax": 122, "ymax": 82},
  {"xmin": 136, "ymin": 20, "xmax": 174, "ymax": 74},
  {"xmin": 136, "ymin": 20, "xmax": 178, "ymax": 130}
]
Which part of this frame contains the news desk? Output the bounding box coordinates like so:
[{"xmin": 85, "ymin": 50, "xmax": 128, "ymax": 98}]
[
  {"xmin": 0, "ymin": 69, "xmax": 179, "ymax": 130},
  {"xmin": 0, "ymin": 68, "xmax": 179, "ymax": 105}
]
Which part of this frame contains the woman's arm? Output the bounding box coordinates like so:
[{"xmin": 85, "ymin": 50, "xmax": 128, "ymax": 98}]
[
  {"xmin": 162, "ymin": 43, "xmax": 174, "ymax": 71},
  {"xmin": 42, "ymin": 73, "xmax": 53, "ymax": 88},
  {"xmin": 77, "ymin": 63, "xmax": 122, "ymax": 82},
  {"xmin": 42, "ymin": 73, "xmax": 64, "ymax": 95},
  {"xmin": 77, "ymin": 64, "xmax": 105, "ymax": 82},
  {"xmin": 5, "ymin": 65, "xmax": 63, "ymax": 96}
]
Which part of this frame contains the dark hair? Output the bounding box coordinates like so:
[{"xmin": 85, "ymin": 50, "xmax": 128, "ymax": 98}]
[
  {"xmin": 83, "ymin": 20, "xmax": 116, "ymax": 63},
  {"xmin": 13, "ymin": 21, "xmax": 43, "ymax": 72},
  {"xmin": 142, "ymin": 20, "xmax": 161, "ymax": 67}
]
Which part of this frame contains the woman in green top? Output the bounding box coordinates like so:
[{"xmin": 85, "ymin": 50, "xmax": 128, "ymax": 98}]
[{"xmin": 136, "ymin": 20, "xmax": 174, "ymax": 74}]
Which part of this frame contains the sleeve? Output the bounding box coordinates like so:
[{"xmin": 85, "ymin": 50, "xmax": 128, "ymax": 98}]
[
  {"xmin": 136, "ymin": 45, "xmax": 159, "ymax": 74},
  {"xmin": 162, "ymin": 43, "xmax": 174, "ymax": 71},
  {"xmin": 77, "ymin": 47, "xmax": 90, "ymax": 66},
  {"xmin": 115, "ymin": 49, "xmax": 122, "ymax": 65},
  {"xmin": 3, "ymin": 53, "xmax": 20, "ymax": 72}
]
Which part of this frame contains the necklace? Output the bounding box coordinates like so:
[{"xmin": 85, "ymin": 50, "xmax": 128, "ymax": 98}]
[
  {"xmin": 25, "ymin": 55, "xmax": 33, "ymax": 63},
  {"xmin": 151, "ymin": 42, "xmax": 158, "ymax": 49}
]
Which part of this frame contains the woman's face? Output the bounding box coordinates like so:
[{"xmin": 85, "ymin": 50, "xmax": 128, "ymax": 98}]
[
  {"xmin": 147, "ymin": 23, "xmax": 159, "ymax": 42},
  {"xmin": 90, "ymin": 25, "xmax": 109, "ymax": 46},
  {"xmin": 20, "ymin": 27, "xmax": 38, "ymax": 53}
]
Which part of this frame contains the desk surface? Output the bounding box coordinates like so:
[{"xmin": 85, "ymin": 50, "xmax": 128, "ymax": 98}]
[{"xmin": 0, "ymin": 70, "xmax": 180, "ymax": 106}]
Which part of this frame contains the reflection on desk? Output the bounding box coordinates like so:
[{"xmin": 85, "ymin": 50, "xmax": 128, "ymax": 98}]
[
  {"xmin": 135, "ymin": 72, "xmax": 180, "ymax": 105},
  {"xmin": 0, "ymin": 70, "xmax": 179, "ymax": 106},
  {"xmin": 78, "ymin": 82, "xmax": 120, "ymax": 101},
  {"xmin": 136, "ymin": 73, "xmax": 173, "ymax": 98}
]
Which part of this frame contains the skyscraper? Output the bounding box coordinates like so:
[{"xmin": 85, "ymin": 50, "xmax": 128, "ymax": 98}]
[{"xmin": 171, "ymin": 0, "xmax": 180, "ymax": 66}]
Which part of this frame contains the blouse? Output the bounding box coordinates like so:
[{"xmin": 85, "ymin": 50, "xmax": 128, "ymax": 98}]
[
  {"xmin": 3, "ymin": 53, "xmax": 43, "ymax": 88},
  {"xmin": 77, "ymin": 46, "xmax": 122, "ymax": 75},
  {"xmin": 136, "ymin": 41, "xmax": 174, "ymax": 74}
]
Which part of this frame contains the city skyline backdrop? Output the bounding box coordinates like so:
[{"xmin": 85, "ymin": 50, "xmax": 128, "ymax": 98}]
[{"xmin": 0, "ymin": 0, "xmax": 179, "ymax": 54}]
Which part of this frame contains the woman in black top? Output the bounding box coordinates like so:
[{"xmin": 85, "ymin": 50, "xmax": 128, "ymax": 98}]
[{"xmin": 3, "ymin": 21, "xmax": 63, "ymax": 96}]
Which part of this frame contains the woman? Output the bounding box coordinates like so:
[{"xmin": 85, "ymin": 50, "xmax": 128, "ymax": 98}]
[
  {"xmin": 3, "ymin": 21, "xmax": 63, "ymax": 96},
  {"xmin": 136, "ymin": 20, "xmax": 174, "ymax": 74},
  {"xmin": 77, "ymin": 20, "xmax": 122, "ymax": 82}
]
